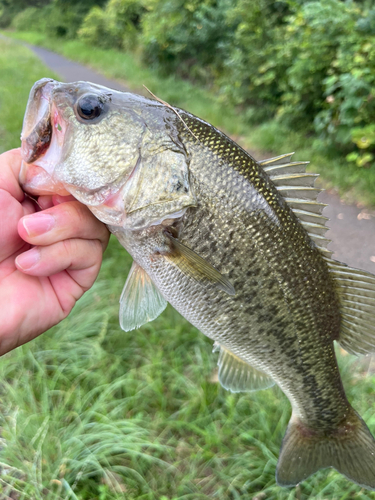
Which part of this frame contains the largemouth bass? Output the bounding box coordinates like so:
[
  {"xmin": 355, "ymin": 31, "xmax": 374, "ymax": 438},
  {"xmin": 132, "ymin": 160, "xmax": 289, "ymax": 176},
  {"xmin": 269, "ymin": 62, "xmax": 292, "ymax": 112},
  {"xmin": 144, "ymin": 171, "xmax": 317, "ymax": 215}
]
[{"xmin": 20, "ymin": 78, "xmax": 375, "ymax": 490}]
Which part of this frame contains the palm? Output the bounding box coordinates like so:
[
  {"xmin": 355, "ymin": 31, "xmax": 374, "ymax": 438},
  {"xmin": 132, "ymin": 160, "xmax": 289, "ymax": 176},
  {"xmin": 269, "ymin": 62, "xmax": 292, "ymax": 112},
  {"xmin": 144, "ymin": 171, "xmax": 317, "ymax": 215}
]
[
  {"xmin": 0, "ymin": 189, "xmax": 62, "ymax": 351},
  {"xmin": 0, "ymin": 150, "xmax": 109, "ymax": 355}
]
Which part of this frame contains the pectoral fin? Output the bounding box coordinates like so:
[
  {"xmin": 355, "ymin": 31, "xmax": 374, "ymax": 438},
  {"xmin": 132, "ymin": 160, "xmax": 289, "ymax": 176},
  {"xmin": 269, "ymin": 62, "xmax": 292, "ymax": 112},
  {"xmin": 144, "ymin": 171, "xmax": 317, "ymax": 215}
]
[
  {"xmin": 119, "ymin": 262, "xmax": 167, "ymax": 331},
  {"xmin": 217, "ymin": 345, "xmax": 274, "ymax": 392},
  {"xmin": 164, "ymin": 233, "xmax": 235, "ymax": 296}
]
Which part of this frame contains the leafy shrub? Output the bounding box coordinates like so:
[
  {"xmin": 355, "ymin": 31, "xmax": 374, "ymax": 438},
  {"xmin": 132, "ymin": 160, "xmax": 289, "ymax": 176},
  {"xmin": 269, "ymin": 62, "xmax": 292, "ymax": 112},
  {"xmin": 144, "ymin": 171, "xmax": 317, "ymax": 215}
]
[
  {"xmin": 275, "ymin": 0, "xmax": 357, "ymax": 130},
  {"xmin": 216, "ymin": 0, "xmax": 291, "ymax": 121},
  {"xmin": 7, "ymin": 0, "xmax": 375, "ymax": 169},
  {"xmin": 140, "ymin": 0, "xmax": 235, "ymax": 82},
  {"xmin": 11, "ymin": 7, "xmax": 47, "ymax": 32},
  {"xmin": 0, "ymin": 0, "xmax": 50, "ymax": 28},
  {"xmin": 314, "ymin": 28, "xmax": 375, "ymax": 165},
  {"xmin": 44, "ymin": 1, "xmax": 107, "ymax": 39},
  {"xmin": 78, "ymin": 6, "xmax": 114, "ymax": 47},
  {"xmin": 78, "ymin": 0, "xmax": 145, "ymax": 50}
]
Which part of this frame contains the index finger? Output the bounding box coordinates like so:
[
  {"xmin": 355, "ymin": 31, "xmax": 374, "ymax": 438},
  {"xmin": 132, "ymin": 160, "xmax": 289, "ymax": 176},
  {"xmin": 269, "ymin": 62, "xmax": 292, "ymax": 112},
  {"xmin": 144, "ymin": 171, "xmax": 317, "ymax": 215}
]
[
  {"xmin": 18, "ymin": 200, "xmax": 110, "ymax": 251},
  {"xmin": 0, "ymin": 149, "xmax": 24, "ymax": 202}
]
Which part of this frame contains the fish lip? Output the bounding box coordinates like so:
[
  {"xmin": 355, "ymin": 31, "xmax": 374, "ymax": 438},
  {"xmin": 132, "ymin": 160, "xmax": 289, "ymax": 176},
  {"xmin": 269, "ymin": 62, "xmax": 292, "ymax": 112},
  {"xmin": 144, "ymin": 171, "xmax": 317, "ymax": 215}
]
[
  {"xmin": 19, "ymin": 160, "xmax": 71, "ymax": 196},
  {"xmin": 20, "ymin": 78, "xmax": 70, "ymax": 194},
  {"xmin": 21, "ymin": 78, "xmax": 57, "ymax": 164}
]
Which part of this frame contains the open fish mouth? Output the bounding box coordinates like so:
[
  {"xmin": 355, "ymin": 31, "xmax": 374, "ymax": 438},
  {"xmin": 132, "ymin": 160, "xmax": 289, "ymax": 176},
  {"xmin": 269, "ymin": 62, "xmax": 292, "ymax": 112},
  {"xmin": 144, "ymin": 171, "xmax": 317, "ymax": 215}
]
[
  {"xmin": 21, "ymin": 78, "xmax": 54, "ymax": 164},
  {"xmin": 20, "ymin": 78, "xmax": 70, "ymax": 196}
]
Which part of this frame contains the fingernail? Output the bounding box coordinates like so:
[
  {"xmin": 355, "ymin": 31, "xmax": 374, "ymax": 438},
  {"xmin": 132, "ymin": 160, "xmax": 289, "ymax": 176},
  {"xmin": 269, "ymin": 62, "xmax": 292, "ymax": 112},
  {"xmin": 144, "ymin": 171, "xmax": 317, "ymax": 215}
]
[
  {"xmin": 22, "ymin": 213, "xmax": 55, "ymax": 236},
  {"xmin": 16, "ymin": 248, "xmax": 40, "ymax": 271}
]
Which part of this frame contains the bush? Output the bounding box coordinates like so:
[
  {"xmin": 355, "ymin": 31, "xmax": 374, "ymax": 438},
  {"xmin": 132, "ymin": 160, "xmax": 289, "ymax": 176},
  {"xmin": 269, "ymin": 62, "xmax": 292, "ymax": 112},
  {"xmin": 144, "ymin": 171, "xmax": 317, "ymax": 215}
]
[
  {"xmin": 0, "ymin": 0, "xmax": 50, "ymax": 28},
  {"xmin": 7, "ymin": 0, "xmax": 375, "ymax": 170},
  {"xmin": 216, "ymin": 0, "xmax": 291, "ymax": 121},
  {"xmin": 140, "ymin": 0, "xmax": 235, "ymax": 82},
  {"xmin": 276, "ymin": 1, "xmax": 357, "ymax": 130},
  {"xmin": 11, "ymin": 7, "xmax": 47, "ymax": 32},
  {"xmin": 315, "ymin": 24, "xmax": 375, "ymax": 165},
  {"xmin": 78, "ymin": 6, "xmax": 114, "ymax": 47},
  {"xmin": 78, "ymin": 0, "xmax": 144, "ymax": 50}
]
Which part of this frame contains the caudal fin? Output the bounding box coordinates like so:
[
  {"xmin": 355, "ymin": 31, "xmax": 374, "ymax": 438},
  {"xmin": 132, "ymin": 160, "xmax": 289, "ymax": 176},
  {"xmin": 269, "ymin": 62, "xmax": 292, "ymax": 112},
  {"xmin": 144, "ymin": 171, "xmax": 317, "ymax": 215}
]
[{"xmin": 276, "ymin": 410, "xmax": 375, "ymax": 490}]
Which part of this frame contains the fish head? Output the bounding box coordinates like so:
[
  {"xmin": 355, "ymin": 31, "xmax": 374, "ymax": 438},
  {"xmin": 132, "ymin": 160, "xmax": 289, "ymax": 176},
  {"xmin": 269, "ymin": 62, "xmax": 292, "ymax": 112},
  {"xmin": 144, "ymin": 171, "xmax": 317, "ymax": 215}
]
[{"xmin": 20, "ymin": 78, "xmax": 196, "ymax": 229}]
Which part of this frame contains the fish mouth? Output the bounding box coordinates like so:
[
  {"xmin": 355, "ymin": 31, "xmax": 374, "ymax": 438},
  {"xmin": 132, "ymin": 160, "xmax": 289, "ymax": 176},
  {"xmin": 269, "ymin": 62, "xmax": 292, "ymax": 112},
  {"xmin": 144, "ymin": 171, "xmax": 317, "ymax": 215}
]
[
  {"xmin": 20, "ymin": 78, "xmax": 70, "ymax": 196},
  {"xmin": 21, "ymin": 78, "xmax": 54, "ymax": 164},
  {"xmin": 19, "ymin": 161, "xmax": 70, "ymax": 196}
]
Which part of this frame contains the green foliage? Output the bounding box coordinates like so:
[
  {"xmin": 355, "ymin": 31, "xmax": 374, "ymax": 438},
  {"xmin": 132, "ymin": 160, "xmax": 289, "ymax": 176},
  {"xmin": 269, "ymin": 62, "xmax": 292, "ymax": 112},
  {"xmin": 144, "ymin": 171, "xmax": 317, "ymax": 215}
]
[
  {"xmin": 78, "ymin": 6, "xmax": 114, "ymax": 47},
  {"xmin": 140, "ymin": 0, "xmax": 234, "ymax": 82},
  {"xmin": 314, "ymin": 20, "xmax": 375, "ymax": 166},
  {"xmin": 5, "ymin": 0, "xmax": 375, "ymax": 171},
  {"xmin": 43, "ymin": 0, "xmax": 109, "ymax": 39},
  {"xmin": 216, "ymin": 0, "xmax": 291, "ymax": 121},
  {"xmin": 2, "ymin": 0, "xmax": 107, "ymax": 37},
  {"xmin": 11, "ymin": 7, "xmax": 47, "ymax": 32},
  {"xmin": 6, "ymin": 0, "xmax": 375, "ymax": 169},
  {"xmin": 275, "ymin": 1, "xmax": 356, "ymax": 129},
  {"xmin": 0, "ymin": 0, "xmax": 50, "ymax": 28},
  {"xmin": 7, "ymin": 28, "xmax": 375, "ymax": 205},
  {"xmin": 0, "ymin": 38, "xmax": 58, "ymax": 153},
  {"xmin": 78, "ymin": 0, "xmax": 145, "ymax": 50}
]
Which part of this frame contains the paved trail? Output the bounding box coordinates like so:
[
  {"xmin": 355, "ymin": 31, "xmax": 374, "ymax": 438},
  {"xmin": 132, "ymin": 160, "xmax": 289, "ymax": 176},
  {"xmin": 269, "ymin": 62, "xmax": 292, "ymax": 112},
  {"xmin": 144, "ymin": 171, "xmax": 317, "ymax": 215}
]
[{"xmin": 29, "ymin": 44, "xmax": 375, "ymax": 273}]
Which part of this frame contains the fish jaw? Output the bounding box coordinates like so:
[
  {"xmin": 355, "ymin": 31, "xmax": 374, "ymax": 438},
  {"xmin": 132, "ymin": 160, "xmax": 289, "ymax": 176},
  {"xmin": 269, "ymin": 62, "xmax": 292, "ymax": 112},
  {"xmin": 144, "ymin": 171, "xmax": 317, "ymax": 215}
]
[
  {"xmin": 21, "ymin": 78, "xmax": 56, "ymax": 164},
  {"xmin": 19, "ymin": 160, "xmax": 70, "ymax": 196},
  {"xmin": 20, "ymin": 78, "xmax": 70, "ymax": 195}
]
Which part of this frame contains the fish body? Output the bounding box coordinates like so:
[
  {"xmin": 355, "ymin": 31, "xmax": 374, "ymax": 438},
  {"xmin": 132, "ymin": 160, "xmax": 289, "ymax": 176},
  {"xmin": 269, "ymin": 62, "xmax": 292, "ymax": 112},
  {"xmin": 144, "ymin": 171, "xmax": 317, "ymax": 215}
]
[
  {"xmin": 114, "ymin": 120, "xmax": 344, "ymax": 426},
  {"xmin": 20, "ymin": 79, "xmax": 375, "ymax": 490}
]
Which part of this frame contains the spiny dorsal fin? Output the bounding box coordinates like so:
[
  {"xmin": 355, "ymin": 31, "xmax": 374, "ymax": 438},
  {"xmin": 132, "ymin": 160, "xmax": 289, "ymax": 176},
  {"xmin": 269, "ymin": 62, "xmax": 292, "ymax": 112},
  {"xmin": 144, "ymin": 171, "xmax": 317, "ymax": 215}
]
[
  {"xmin": 119, "ymin": 261, "xmax": 168, "ymax": 331},
  {"xmin": 300, "ymin": 221, "xmax": 328, "ymax": 236},
  {"xmin": 216, "ymin": 345, "xmax": 274, "ymax": 392},
  {"xmin": 271, "ymin": 172, "xmax": 319, "ymax": 188},
  {"xmin": 259, "ymin": 152, "xmax": 296, "ymax": 167},
  {"xmin": 285, "ymin": 198, "xmax": 327, "ymax": 215},
  {"xmin": 260, "ymin": 153, "xmax": 331, "ymax": 254},
  {"xmin": 164, "ymin": 233, "xmax": 235, "ymax": 296},
  {"xmin": 277, "ymin": 185, "xmax": 321, "ymax": 200},
  {"xmin": 291, "ymin": 208, "xmax": 329, "ymax": 225},
  {"xmin": 326, "ymin": 258, "xmax": 375, "ymax": 355}
]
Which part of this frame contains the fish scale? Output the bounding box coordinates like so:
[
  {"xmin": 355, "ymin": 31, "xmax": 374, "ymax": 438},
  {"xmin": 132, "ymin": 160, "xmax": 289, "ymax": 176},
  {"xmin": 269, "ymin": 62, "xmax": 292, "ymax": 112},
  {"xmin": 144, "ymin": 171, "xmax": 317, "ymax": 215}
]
[
  {"xmin": 170, "ymin": 116, "xmax": 346, "ymax": 426},
  {"xmin": 20, "ymin": 79, "xmax": 375, "ymax": 490}
]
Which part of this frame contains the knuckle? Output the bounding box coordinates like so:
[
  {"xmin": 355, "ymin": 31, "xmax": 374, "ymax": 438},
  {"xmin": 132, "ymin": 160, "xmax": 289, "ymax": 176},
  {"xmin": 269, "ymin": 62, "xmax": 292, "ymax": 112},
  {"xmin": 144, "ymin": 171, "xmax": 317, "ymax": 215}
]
[
  {"xmin": 71, "ymin": 201, "xmax": 89, "ymax": 225},
  {"xmin": 61, "ymin": 238, "xmax": 74, "ymax": 257},
  {"xmin": 90, "ymin": 238, "xmax": 104, "ymax": 258}
]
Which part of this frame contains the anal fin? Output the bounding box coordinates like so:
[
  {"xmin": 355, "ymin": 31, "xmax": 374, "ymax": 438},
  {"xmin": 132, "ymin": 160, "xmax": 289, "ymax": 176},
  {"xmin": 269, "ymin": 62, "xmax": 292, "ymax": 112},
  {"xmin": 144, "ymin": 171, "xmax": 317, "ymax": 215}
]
[
  {"xmin": 217, "ymin": 345, "xmax": 274, "ymax": 392},
  {"xmin": 119, "ymin": 262, "xmax": 167, "ymax": 331}
]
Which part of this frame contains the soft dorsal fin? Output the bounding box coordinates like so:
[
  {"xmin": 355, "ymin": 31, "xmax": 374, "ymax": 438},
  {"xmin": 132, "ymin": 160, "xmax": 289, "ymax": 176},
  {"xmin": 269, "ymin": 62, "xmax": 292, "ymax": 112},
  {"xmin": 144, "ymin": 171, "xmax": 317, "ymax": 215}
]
[
  {"xmin": 119, "ymin": 262, "xmax": 168, "ymax": 331},
  {"xmin": 259, "ymin": 153, "xmax": 332, "ymax": 256},
  {"xmin": 326, "ymin": 258, "xmax": 375, "ymax": 355},
  {"xmin": 216, "ymin": 344, "xmax": 275, "ymax": 392}
]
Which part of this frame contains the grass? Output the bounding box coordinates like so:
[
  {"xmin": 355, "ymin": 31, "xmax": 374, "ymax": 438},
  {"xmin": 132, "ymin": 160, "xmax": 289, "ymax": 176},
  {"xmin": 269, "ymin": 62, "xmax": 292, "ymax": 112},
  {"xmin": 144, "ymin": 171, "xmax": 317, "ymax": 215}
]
[
  {"xmin": 1, "ymin": 36, "xmax": 375, "ymax": 499},
  {"xmin": 4, "ymin": 29, "xmax": 375, "ymax": 207},
  {"xmin": 0, "ymin": 37, "xmax": 60, "ymax": 153}
]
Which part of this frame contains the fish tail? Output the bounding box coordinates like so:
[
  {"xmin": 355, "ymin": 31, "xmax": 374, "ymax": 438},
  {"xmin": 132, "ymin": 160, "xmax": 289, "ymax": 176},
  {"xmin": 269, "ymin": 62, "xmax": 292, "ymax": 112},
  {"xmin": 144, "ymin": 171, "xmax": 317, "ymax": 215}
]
[{"xmin": 276, "ymin": 409, "xmax": 375, "ymax": 490}]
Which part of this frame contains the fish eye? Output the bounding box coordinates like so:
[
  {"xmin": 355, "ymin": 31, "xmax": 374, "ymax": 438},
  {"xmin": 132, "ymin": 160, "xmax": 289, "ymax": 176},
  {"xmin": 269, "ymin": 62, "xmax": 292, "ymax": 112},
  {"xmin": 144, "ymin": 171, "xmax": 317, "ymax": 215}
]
[{"xmin": 76, "ymin": 94, "xmax": 104, "ymax": 121}]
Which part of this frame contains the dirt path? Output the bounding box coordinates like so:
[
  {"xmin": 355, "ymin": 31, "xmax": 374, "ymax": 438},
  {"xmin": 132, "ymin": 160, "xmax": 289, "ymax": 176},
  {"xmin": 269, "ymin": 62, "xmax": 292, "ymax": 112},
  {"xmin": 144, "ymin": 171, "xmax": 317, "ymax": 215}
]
[{"xmin": 28, "ymin": 43, "xmax": 375, "ymax": 273}]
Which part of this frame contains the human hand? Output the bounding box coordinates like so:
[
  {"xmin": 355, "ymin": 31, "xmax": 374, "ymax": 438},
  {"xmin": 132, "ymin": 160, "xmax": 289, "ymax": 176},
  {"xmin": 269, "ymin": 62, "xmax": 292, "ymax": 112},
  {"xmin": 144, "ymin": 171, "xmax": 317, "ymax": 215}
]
[{"xmin": 0, "ymin": 149, "xmax": 110, "ymax": 355}]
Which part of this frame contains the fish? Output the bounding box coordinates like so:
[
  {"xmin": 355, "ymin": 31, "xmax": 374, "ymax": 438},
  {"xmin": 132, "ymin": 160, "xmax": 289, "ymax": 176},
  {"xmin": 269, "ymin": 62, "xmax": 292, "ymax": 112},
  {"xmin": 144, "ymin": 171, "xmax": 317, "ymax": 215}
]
[{"xmin": 20, "ymin": 78, "xmax": 375, "ymax": 490}]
